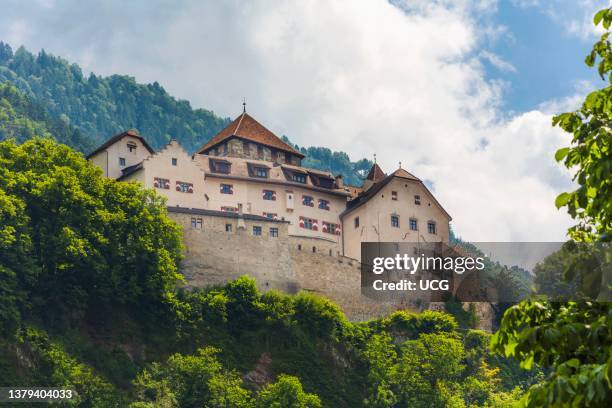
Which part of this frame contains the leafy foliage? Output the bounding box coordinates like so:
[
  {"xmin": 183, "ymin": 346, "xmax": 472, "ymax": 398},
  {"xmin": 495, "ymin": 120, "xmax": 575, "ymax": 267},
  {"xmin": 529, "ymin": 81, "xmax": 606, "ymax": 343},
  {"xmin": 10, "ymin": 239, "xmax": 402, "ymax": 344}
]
[
  {"xmin": 492, "ymin": 8, "xmax": 612, "ymax": 407},
  {"xmin": 552, "ymin": 8, "xmax": 612, "ymax": 242},
  {"xmin": 0, "ymin": 137, "xmax": 184, "ymax": 330}
]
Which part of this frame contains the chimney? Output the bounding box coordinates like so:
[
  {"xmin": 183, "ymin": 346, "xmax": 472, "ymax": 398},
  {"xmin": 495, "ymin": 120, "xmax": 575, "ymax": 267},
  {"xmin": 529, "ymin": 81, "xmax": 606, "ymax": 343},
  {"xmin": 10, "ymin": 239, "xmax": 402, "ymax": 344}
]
[{"xmin": 334, "ymin": 174, "xmax": 343, "ymax": 188}]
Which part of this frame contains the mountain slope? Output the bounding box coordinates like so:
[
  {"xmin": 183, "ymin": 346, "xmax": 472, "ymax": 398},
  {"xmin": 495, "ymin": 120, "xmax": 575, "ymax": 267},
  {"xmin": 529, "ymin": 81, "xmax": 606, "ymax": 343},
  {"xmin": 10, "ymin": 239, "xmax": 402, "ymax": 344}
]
[
  {"xmin": 0, "ymin": 82, "xmax": 94, "ymax": 151},
  {"xmin": 0, "ymin": 42, "xmax": 229, "ymax": 152}
]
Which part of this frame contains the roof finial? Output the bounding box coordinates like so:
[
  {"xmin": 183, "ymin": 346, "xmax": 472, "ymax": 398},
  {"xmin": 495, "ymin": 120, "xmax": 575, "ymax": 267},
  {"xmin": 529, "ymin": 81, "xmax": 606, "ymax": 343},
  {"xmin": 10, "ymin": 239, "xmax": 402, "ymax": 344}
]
[
  {"xmin": 373, "ymin": 153, "xmax": 377, "ymax": 164},
  {"xmin": 399, "ymin": 161, "xmax": 402, "ymax": 169},
  {"xmin": 242, "ymin": 97, "xmax": 246, "ymax": 113}
]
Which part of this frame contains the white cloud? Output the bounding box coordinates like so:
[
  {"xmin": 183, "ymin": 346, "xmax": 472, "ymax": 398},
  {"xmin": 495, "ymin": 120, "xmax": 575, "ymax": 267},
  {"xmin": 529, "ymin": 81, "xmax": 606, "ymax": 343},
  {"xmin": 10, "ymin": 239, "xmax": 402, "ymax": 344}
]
[
  {"xmin": 0, "ymin": 0, "xmax": 576, "ymax": 241},
  {"xmin": 479, "ymin": 50, "xmax": 517, "ymax": 72}
]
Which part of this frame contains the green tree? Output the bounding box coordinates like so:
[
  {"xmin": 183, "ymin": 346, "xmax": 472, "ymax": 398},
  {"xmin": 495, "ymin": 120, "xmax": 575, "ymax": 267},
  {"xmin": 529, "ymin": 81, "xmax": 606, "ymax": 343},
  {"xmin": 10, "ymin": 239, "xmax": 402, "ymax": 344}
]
[
  {"xmin": 256, "ymin": 375, "xmax": 321, "ymax": 408},
  {"xmin": 491, "ymin": 7, "xmax": 612, "ymax": 407},
  {"xmin": 132, "ymin": 347, "xmax": 253, "ymax": 408},
  {"xmin": 0, "ymin": 138, "xmax": 183, "ymax": 326}
]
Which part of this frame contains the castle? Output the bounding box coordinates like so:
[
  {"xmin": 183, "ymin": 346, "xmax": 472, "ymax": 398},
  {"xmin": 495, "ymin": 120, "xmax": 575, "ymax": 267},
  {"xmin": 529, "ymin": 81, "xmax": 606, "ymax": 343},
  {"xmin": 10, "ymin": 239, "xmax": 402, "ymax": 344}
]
[{"xmin": 87, "ymin": 109, "xmax": 453, "ymax": 319}]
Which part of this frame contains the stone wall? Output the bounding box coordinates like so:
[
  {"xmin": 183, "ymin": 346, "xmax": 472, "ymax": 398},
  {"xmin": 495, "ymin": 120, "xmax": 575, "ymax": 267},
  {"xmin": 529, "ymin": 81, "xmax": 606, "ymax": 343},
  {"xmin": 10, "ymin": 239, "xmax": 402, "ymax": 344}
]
[
  {"xmin": 170, "ymin": 210, "xmax": 399, "ymax": 320},
  {"xmin": 170, "ymin": 210, "xmax": 493, "ymax": 326}
]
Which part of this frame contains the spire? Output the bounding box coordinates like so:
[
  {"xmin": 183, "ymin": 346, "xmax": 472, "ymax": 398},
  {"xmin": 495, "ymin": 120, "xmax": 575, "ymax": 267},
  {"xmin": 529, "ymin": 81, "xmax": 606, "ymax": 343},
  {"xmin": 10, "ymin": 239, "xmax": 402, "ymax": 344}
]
[
  {"xmin": 399, "ymin": 161, "xmax": 402, "ymax": 169},
  {"xmin": 242, "ymin": 97, "xmax": 246, "ymax": 113},
  {"xmin": 366, "ymin": 162, "xmax": 386, "ymax": 183},
  {"xmin": 374, "ymin": 153, "xmax": 377, "ymax": 164}
]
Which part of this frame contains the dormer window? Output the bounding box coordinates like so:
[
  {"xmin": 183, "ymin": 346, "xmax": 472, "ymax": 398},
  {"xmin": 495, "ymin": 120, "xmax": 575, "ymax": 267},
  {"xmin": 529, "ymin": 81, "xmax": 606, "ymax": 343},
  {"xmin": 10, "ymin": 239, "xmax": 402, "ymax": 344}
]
[
  {"xmin": 119, "ymin": 157, "xmax": 126, "ymax": 166},
  {"xmin": 209, "ymin": 158, "xmax": 231, "ymax": 174},
  {"xmin": 255, "ymin": 167, "xmax": 268, "ymax": 178},
  {"xmin": 293, "ymin": 173, "xmax": 306, "ymax": 184},
  {"xmin": 127, "ymin": 142, "xmax": 137, "ymax": 153}
]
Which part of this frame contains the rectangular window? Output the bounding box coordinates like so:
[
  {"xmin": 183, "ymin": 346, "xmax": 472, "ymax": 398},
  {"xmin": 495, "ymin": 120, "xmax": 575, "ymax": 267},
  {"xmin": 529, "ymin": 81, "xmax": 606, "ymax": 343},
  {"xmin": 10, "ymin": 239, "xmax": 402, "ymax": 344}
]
[
  {"xmin": 272, "ymin": 150, "xmax": 278, "ymax": 161},
  {"xmin": 414, "ymin": 195, "xmax": 421, "ymax": 205},
  {"xmin": 154, "ymin": 177, "xmax": 170, "ymax": 189},
  {"xmin": 119, "ymin": 157, "xmax": 126, "ymax": 166},
  {"xmin": 302, "ymin": 195, "xmax": 314, "ymax": 207},
  {"xmin": 225, "ymin": 223, "xmax": 232, "ymax": 232},
  {"xmin": 410, "ymin": 218, "xmax": 418, "ymax": 231},
  {"xmin": 253, "ymin": 226, "xmax": 262, "ymax": 236},
  {"xmin": 176, "ymin": 181, "xmax": 193, "ymax": 193},
  {"xmin": 269, "ymin": 227, "xmax": 279, "ymax": 238},
  {"xmin": 263, "ymin": 190, "xmax": 276, "ymax": 200},
  {"xmin": 220, "ymin": 184, "xmax": 233, "ymax": 194},
  {"xmin": 223, "ymin": 144, "xmax": 228, "ymax": 154},
  {"xmin": 392, "ymin": 191, "xmax": 398, "ymax": 201},
  {"xmin": 172, "ymin": 157, "xmax": 177, "ymax": 166},
  {"xmin": 299, "ymin": 216, "xmax": 318, "ymax": 230},
  {"xmin": 191, "ymin": 217, "xmax": 203, "ymax": 229},
  {"xmin": 428, "ymin": 221, "xmax": 437, "ymax": 234},
  {"xmin": 255, "ymin": 167, "xmax": 268, "ymax": 178},
  {"xmin": 243, "ymin": 141, "xmax": 250, "ymax": 155},
  {"xmin": 322, "ymin": 221, "xmax": 340, "ymax": 235},
  {"xmin": 263, "ymin": 212, "xmax": 277, "ymax": 220},
  {"xmin": 285, "ymin": 152, "xmax": 291, "ymax": 163},
  {"xmin": 292, "ymin": 173, "xmax": 307, "ymax": 184},
  {"xmin": 391, "ymin": 215, "xmax": 400, "ymax": 228},
  {"xmin": 257, "ymin": 145, "xmax": 264, "ymax": 159},
  {"xmin": 354, "ymin": 216, "xmax": 360, "ymax": 228},
  {"xmin": 318, "ymin": 199, "xmax": 330, "ymax": 210},
  {"xmin": 127, "ymin": 143, "xmax": 136, "ymax": 153}
]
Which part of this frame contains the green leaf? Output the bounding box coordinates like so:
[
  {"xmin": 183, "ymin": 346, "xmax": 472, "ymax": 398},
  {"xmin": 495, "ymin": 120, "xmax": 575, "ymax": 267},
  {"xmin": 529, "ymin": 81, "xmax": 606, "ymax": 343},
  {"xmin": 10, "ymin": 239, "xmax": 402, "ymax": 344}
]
[
  {"xmin": 555, "ymin": 147, "xmax": 570, "ymax": 162},
  {"xmin": 594, "ymin": 9, "xmax": 606, "ymax": 26},
  {"xmin": 555, "ymin": 192, "xmax": 571, "ymax": 209}
]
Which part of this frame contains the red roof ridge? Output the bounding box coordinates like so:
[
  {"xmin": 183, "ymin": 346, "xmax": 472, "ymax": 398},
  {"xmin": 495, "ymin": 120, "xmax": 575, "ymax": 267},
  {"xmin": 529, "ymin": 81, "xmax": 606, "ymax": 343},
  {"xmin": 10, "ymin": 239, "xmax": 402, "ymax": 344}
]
[{"xmin": 196, "ymin": 112, "xmax": 303, "ymax": 157}]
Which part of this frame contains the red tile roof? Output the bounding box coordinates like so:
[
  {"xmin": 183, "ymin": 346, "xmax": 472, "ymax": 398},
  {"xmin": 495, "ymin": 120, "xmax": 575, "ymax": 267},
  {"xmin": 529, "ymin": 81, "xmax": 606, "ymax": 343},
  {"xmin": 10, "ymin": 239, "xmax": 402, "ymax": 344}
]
[
  {"xmin": 366, "ymin": 163, "xmax": 386, "ymax": 182},
  {"xmin": 196, "ymin": 112, "xmax": 304, "ymax": 157}
]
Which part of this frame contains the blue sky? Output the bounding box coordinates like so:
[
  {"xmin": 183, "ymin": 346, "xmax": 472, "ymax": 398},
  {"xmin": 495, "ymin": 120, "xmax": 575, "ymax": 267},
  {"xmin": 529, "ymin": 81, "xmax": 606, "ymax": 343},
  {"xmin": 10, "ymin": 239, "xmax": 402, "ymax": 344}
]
[
  {"xmin": 483, "ymin": 0, "xmax": 602, "ymax": 112},
  {"xmin": 0, "ymin": 0, "xmax": 607, "ymax": 241}
]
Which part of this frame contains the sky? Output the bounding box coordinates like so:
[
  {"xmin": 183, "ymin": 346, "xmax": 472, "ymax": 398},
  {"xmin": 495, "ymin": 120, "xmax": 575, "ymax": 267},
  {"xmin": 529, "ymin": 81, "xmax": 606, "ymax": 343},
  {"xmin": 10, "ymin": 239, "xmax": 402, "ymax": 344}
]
[{"xmin": 0, "ymin": 0, "xmax": 608, "ymax": 242}]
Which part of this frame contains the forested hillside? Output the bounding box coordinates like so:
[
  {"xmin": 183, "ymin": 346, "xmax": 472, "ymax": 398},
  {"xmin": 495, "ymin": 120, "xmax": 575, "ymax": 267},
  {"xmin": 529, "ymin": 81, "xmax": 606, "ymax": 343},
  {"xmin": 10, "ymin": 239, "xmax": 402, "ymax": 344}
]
[
  {"xmin": 0, "ymin": 83, "xmax": 93, "ymax": 151},
  {"xmin": 0, "ymin": 42, "xmax": 372, "ymax": 186},
  {"xmin": 0, "ymin": 42, "xmax": 228, "ymax": 152}
]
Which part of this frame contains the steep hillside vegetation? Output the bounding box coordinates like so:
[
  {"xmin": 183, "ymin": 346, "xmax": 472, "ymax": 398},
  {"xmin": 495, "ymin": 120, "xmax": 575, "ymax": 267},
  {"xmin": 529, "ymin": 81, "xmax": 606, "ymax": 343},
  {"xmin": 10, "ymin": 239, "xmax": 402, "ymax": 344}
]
[
  {"xmin": 0, "ymin": 138, "xmax": 537, "ymax": 407},
  {"xmin": 0, "ymin": 82, "xmax": 93, "ymax": 151},
  {"xmin": 0, "ymin": 42, "xmax": 228, "ymax": 152}
]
